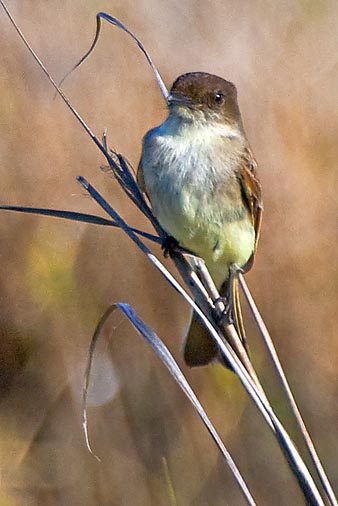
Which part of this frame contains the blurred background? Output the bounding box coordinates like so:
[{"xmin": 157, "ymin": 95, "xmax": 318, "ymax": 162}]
[{"xmin": 0, "ymin": 0, "xmax": 337, "ymax": 504}]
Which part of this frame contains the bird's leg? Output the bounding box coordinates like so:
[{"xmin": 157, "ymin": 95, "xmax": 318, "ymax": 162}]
[{"xmin": 216, "ymin": 263, "xmax": 244, "ymax": 325}]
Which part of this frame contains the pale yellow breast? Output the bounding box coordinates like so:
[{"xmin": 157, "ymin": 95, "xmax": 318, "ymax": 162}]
[{"xmin": 161, "ymin": 186, "xmax": 255, "ymax": 288}]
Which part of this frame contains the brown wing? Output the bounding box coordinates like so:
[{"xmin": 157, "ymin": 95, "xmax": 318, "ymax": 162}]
[
  {"xmin": 237, "ymin": 146, "xmax": 263, "ymax": 271},
  {"xmin": 218, "ymin": 147, "xmax": 263, "ymax": 359},
  {"xmin": 136, "ymin": 158, "xmax": 146, "ymax": 194}
]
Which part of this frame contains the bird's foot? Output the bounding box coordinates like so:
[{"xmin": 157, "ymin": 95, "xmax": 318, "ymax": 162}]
[
  {"xmin": 214, "ymin": 264, "xmax": 244, "ymax": 325},
  {"xmin": 213, "ymin": 296, "xmax": 233, "ymax": 325},
  {"xmin": 161, "ymin": 235, "xmax": 179, "ymax": 258}
]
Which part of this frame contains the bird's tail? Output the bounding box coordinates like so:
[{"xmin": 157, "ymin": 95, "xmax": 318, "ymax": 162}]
[{"xmin": 183, "ymin": 275, "xmax": 248, "ymax": 367}]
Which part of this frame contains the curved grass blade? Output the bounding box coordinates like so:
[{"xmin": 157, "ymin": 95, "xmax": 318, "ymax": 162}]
[
  {"xmin": 59, "ymin": 12, "xmax": 169, "ymax": 101},
  {"xmin": 83, "ymin": 302, "xmax": 258, "ymax": 506},
  {"xmin": 0, "ymin": 0, "xmax": 118, "ymax": 165}
]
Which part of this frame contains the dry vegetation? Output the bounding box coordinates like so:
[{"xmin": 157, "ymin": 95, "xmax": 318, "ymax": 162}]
[{"xmin": 0, "ymin": 1, "xmax": 337, "ymax": 505}]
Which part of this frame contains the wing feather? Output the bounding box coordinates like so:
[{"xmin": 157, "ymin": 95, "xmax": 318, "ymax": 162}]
[
  {"xmin": 136, "ymin": 159, "xmax": 146, "ymax": 194},
  {"xmin": 237, "ymin": 147, "xmax": 263, "ymax": 271}
]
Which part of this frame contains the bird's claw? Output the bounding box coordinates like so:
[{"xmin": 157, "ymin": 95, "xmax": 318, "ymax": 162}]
[
  {"xmin": 161, "ymin": 235, "xmax": 179, "ymax": 258},
  {"xmin": 213, "ymin": 296, "xmax": 234, "ymax": 325}
]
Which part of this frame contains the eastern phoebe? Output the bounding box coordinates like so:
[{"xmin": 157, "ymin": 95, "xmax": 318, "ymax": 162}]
[{"xmin": 137, "ymin": 72, "xmax": 262, "ymax": 367}]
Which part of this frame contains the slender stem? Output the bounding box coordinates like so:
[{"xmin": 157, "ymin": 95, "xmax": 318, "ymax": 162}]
[
  {"xmin": 0, "ymin": 205, "xmax": 161, "ymax": 243},
  {"xmin": 239, "ymin": 274, "xmax": 337, "ymax": 506}
]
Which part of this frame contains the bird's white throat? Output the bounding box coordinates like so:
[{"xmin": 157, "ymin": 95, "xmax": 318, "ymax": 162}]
[{"xmin": 159, "ymin": 110, "xmax": 241, "ymax": 145}]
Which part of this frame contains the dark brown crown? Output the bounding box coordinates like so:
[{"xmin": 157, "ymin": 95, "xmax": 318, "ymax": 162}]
[{"xmin": 169, "ymin": 72, "xmax": 242, "ymax": 125}]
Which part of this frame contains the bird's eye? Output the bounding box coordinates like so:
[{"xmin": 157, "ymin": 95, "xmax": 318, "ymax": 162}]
[{"xmin": 214, "ymin": 92, "xmax": 225, "ymax": 103}]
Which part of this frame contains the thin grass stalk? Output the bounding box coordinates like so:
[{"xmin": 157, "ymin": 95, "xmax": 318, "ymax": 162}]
[
  {"xmin": 0, "ymin": 205, "xmax": 161, "ymax": 243},
  {"xmin": 239, "ymin": 275, "xmax": 337, "ymax": 506}
]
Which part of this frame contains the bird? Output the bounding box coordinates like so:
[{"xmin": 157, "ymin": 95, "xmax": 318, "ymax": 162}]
[{"xmin": 137, "ymin": 71, "xmax": 262, "ymax": 367}]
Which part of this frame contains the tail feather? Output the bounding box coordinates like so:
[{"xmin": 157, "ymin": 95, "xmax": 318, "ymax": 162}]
[
  {"xmin": 183, "ymin": 310, "xmax": 219, "ymax": 367},
  {"xmin": 183, "ymin": 275, "xmax": 248, "ymax": 368}
]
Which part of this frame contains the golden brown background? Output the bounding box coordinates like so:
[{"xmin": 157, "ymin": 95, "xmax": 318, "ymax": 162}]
[{"xmin": 0, "ymin": 1, "xmax": 337, "ymax": 504}]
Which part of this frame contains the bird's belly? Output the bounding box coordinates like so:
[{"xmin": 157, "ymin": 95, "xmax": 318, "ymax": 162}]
[{"xmin": 150, "ymin": 184, "xmax": 255, "ymax": 288}]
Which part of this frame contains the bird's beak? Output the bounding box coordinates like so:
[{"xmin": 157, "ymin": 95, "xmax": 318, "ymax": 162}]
[{"xmin": 167, "ymin": 94, "xmax": 192, "ymax": 108}]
